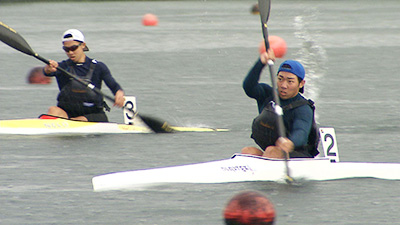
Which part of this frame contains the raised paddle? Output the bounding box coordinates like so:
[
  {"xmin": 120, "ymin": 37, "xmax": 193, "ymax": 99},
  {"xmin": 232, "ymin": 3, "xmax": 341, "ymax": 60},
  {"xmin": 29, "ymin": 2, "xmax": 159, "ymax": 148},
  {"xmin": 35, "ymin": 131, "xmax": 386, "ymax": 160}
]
[
  {"xmin": 257, "ymin": 0, "xmax": 295, "ymax": 184},
  {"xmin": 0, "ymin": 21, "xmax": 174, "ymax": 133}
]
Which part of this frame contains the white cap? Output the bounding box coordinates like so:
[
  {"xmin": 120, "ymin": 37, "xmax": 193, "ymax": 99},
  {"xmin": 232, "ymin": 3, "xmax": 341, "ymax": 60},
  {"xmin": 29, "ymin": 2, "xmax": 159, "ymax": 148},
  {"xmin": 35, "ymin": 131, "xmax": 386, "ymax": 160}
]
[{"xmin": 62, "ymin": 29, "xmax": 89, "ymax": 51}]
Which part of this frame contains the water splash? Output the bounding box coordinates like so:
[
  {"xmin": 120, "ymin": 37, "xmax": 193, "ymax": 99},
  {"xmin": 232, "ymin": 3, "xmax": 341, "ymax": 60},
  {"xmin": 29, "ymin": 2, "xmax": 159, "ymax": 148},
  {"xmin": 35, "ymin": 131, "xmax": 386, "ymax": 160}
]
[{"xmin": 293, "ymin": 10, "xmax": 328, "ymax": 121}]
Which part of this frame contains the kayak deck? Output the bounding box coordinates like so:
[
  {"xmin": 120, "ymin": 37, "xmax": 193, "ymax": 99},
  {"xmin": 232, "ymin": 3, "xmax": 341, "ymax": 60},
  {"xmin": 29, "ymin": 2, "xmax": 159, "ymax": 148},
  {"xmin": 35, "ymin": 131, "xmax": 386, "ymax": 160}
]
[{"xmin": 0, "ymin": 116, "xmax": 228, "ymax": 135}]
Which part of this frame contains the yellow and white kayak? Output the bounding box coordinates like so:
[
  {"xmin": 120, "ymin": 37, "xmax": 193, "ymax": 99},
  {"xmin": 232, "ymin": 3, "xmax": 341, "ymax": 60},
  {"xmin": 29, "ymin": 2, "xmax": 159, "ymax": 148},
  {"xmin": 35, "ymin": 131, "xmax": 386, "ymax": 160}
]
[
  {"xmin": 0, "ymin": 97, "xmax": 228, "ymax": 135},
  {"xmin": 0, "ymin": 116, "xmax": 147, "ymax": 135},
  {"xmin": 0, "ymin": 116, "xmax": 227, "ymax": 135}
]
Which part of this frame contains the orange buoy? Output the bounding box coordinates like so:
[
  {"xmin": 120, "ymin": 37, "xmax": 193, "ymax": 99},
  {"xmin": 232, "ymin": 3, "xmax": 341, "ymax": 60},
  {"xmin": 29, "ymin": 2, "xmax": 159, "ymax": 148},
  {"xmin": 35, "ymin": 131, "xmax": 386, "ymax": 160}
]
[
  {"xmin": 142, "ymin": 13, "xmax": 158, "ymax": 26},
  {"xmin": 258, "ymin": 35, "xmax": 287, "ymax": 58},
  {"xmin": 224, "ymin": 191, "xmax": 275, "ymax": 225},
  {"xmin": 27, "ymin": 66, "xmax": 52, "ymax": 84}
]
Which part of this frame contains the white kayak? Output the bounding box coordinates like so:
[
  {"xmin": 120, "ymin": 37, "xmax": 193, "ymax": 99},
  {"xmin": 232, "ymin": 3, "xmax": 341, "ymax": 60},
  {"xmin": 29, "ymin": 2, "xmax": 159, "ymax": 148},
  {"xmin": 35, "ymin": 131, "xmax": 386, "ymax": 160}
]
[
  {"xmin": 92, "ymin": 128, "xmax": 400, "ymax": 191},
  {"xmin": 92, "ymin": 154, "xmax": 400, "ymax": 192},
  {"xmin": 0, "ymin": 97, "xmax": 228, "ymax": 135}
]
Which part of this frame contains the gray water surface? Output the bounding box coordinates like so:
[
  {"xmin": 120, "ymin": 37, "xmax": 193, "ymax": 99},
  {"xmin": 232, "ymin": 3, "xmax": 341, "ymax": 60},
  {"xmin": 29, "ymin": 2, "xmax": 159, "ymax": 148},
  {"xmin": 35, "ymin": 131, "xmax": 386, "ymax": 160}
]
[{"xmin": 1, "ymin": 1, "xmax": 400, "ymax": 224}]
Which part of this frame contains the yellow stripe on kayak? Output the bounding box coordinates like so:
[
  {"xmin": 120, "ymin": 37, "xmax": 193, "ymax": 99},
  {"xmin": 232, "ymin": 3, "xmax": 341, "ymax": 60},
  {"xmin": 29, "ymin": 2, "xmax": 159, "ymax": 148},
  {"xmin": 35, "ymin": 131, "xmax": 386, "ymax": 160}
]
[
  {"xmin": 0, "ymin": 118, "xmax": 228, "ymax": 133},
  {"xmin": 116, "ymin": 124, "xmax": 150, "ymax": 132},
  {"xmin": 170, "ymin": 126, "xmax": 229, "ymax": 132},
  {"xmin": 0, "ymin": 118, "xmax": 97, "ymax": 129}
]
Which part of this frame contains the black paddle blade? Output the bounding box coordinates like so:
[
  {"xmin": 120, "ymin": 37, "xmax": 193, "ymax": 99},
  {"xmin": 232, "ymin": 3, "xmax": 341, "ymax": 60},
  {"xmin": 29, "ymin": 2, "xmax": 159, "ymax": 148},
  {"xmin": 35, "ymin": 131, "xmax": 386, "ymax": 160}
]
[
  {"xmin": 0, "ymin": 21, "xmax": 36, "ymax": 56},
  {"xmin": 258, "ymin": 0, "xmax": 271, "ymax": 50},
  {"xmin": 258, "ymin": 0, "xmax": 271, "ymax": 24},
  {"xmin": 138, "ymin": 114, "xmax": 175, "ymax": 133}
]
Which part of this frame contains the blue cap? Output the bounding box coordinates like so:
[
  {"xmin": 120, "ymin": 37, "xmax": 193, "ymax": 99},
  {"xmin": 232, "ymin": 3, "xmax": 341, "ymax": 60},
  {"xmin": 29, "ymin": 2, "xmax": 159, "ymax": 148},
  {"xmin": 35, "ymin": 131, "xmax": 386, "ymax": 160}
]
[{"xmin": 277, "ymin": 60, "xmax": 305, "ymax": 80}]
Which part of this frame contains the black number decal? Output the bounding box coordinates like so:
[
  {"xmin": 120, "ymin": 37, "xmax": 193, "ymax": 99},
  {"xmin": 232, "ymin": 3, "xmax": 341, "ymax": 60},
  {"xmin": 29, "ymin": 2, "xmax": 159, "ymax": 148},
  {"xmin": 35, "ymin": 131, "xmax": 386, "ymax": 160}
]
[
  {"xmin": 324, "ymin": 133, "xmax": 336, "ymax": 156},
  {"xmin": 124, "ymin": 101, "xmax": 135, "ymax": 120}
]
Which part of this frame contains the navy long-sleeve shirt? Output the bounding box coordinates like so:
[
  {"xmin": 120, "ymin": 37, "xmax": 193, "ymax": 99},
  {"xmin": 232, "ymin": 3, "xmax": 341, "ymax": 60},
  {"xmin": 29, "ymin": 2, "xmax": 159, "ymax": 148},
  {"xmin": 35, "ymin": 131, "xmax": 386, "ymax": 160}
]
[
  {"xmin": 243, "ymin": 59, "xmax": 313, "ymax": 148},
  {"xmin": 45, "ymin": 56, "xmax": 122, "ymax": 95}
]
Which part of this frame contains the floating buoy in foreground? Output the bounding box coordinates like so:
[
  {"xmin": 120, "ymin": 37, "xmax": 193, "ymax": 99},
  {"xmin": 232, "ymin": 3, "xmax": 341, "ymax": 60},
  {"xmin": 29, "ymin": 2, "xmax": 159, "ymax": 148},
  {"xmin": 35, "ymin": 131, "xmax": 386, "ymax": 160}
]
[
  {"xmin": 142, "ymin": 13, "xmax": 158, "ymax": 26},
  {"xmin": 224, "ymin": 191, "xmax": 275, "ymax": 225},
  {"xmin": 27, "ymin": 66, "xmax": 52, "ymax": 84},
  {"xmin": 258, "ymin": 35, "xmax": 287, "ymax": 58}
]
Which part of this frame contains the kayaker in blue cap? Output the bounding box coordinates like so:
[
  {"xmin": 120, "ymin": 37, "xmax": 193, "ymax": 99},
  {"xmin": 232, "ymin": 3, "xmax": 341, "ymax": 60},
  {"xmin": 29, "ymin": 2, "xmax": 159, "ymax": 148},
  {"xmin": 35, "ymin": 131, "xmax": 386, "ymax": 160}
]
[{"xmin": 241, "ymin": 49, "xmax": 319, "ymax": 159}]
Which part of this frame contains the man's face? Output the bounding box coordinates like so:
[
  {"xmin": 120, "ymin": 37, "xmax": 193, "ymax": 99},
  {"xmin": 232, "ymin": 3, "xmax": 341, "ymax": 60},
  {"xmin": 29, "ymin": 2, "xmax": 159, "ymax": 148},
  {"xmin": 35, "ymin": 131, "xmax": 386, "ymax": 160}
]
[
  {"xmin": 62, "ymin": 40, "xmax": 85, "ymax": 63},
  {"xmin": 277, "ymin": 71, "xmax": 305, "ymax": 99}
]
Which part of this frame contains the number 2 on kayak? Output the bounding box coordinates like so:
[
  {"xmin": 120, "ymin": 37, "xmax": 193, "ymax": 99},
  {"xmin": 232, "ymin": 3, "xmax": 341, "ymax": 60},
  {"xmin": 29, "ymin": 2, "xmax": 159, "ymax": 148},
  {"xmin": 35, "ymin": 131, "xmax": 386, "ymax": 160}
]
[{"xmin": 319, "ymin": 127, "xmax": 340, "ymax": 162}]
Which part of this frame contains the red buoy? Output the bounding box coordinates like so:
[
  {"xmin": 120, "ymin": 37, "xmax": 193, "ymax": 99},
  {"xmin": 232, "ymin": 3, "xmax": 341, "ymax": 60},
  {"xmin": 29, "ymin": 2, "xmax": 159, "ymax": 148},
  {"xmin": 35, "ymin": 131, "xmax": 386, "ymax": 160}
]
[
  {"xmin": 259, "ymin": 35, "xmax": 287, "ymax": 58},
  {"xmin": 142, "ymin": 13, "xmax": 158, "ymax": 26},
  {"xmin": 224, "ymin": 191, "xmax": 275, "ymax": 225},
  {"xmin": 27, "ymin": 66, "xmax": 52, "ymax": 84}
]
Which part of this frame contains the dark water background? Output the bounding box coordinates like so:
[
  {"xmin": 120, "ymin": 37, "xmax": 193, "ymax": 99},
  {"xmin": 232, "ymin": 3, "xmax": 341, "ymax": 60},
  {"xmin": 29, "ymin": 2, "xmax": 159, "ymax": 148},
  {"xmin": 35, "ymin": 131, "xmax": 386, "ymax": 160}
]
[{"xmin": 1, "ymin": 1, "xmax": 400, "ymax": 224}]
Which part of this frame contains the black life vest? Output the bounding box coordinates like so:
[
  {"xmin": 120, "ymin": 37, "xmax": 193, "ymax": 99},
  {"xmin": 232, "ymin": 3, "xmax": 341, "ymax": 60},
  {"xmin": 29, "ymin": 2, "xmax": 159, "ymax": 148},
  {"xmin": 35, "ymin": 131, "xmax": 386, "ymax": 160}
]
[
  {"xmin": 251, "ymin": 99, "xmax": 320, "ymax": 157},
  {"xmin": 57, "ymin": 59, "xmax": 102, "ymax": 108}
]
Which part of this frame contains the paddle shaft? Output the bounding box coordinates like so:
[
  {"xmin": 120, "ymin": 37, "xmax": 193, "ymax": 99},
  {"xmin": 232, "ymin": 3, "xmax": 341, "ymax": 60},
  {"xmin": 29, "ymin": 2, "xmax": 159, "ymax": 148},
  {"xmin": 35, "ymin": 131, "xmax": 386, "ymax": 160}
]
[
  {"xmin": 258, "ymin": 0, "xmax": 294, "ymax": 183},
  {"xmin": 36, "ymin": 54, "xmax": 116, "ymax": 103},
  {"xmin": 258, "ymin": 0, "xmax": 286, "ymax": 138}
]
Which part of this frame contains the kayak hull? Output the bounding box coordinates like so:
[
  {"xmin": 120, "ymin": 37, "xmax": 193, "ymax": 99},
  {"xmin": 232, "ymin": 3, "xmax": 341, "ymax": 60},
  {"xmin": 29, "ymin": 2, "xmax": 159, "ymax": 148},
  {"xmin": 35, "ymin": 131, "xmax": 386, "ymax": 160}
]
[
  {"xmin": 92, "ymin": 154, "xmax": 400, "ymax": 191},
  {"xmin": 0, "ymin": 117, "xmax": 227, "ymax": 135},
  {"xmin": 0, "ymin": 118, "xmax": 148, "ymax": 135},
  {"xmin": 0, "ymin": 97, "xmax": 227, "ymax": 135}
]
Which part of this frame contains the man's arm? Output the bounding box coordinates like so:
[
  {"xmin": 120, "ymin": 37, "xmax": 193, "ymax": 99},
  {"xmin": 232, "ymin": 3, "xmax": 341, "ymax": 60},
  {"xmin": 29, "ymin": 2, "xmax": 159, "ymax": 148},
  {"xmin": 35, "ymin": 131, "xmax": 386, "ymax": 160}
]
[
  {"xmin": 98, "ymin": 62, "xmax": 125, "ymax": 107},
  {"xmin": 288, "ymin": 106, "xmax": 313, "ymax": 147},
  {"xmin": 243, "ymin": 59, "xmax": 265, "ymax": 99}
]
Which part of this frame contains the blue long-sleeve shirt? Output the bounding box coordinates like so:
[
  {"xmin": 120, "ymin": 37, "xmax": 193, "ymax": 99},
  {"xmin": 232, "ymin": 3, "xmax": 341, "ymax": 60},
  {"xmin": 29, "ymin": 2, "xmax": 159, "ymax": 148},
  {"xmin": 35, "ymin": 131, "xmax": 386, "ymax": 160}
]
[{"xmin": 243, "ymin": 59, "xmax": 313, "ymax": 148}]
